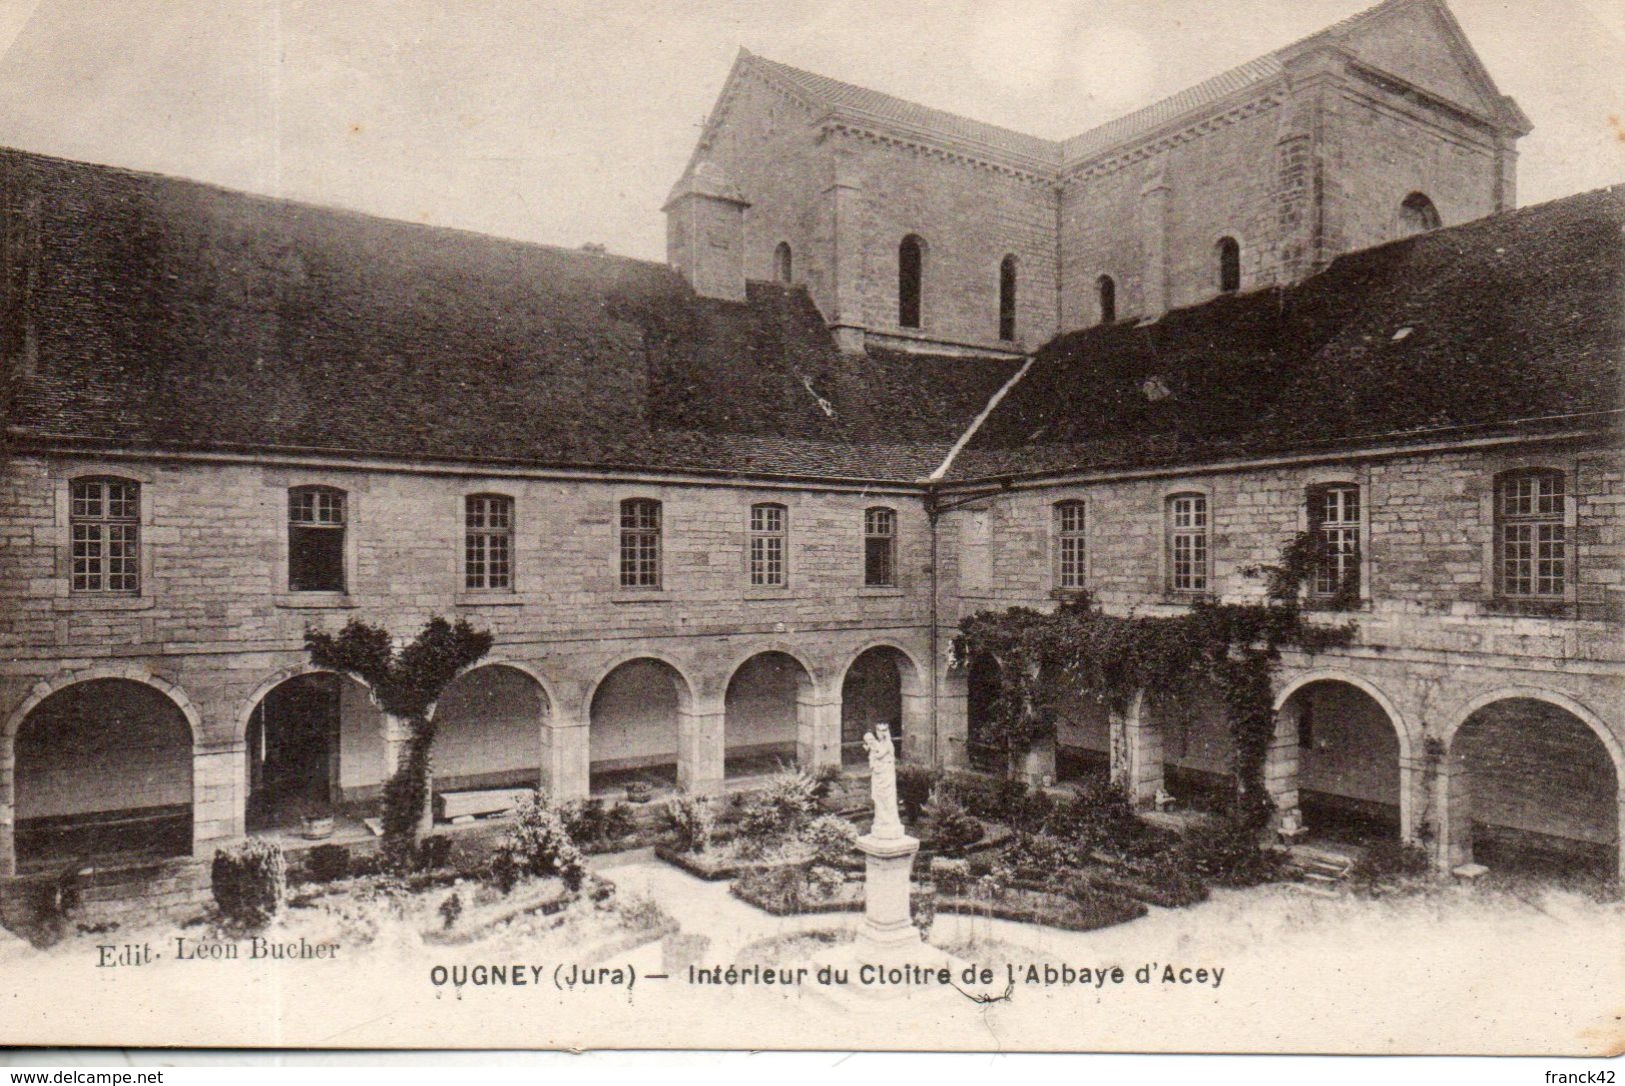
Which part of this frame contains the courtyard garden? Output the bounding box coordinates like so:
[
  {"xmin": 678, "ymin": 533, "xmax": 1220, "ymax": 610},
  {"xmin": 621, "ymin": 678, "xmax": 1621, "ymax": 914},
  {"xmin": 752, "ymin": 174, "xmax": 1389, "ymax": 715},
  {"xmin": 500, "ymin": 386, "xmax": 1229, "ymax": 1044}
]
[{"xmin": 644, "ymin": 762, "xmax": 1338, "ymax": 937}]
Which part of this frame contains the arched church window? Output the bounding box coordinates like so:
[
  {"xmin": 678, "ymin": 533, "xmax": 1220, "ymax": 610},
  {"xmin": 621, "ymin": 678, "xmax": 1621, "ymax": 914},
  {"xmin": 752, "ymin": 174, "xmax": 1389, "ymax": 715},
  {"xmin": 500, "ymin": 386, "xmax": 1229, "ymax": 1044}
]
[
  {"xmin": 773, "ymin": 242, "xmax": 793, "ymax": 284},
  {"xmin": 1216, "ymin": 237, "xmax": 1241, "ymax": 294},
  {"xmin": 1400, "ymin": 192, "xmax": 1442, "ymax": 236},
  {"xmin": 1097, "ymin": 275, "xmax": 1116, "ymax": 325},
  {"xmin": 997, "ymin": 255, "xmax": 1017, "ymax": 341},
  {"xmin": 898, "ymin": 235, "xmax": 924, "ymax": 329}
]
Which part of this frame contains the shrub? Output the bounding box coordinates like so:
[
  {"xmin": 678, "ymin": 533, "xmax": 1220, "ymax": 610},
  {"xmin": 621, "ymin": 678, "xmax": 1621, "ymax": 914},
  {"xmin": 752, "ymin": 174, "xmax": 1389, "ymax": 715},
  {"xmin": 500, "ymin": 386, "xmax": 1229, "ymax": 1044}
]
[
  {"xmin": 602, "ymin": 802, "xmax": 637, "ymax": 843},
  {"xmin": 1180, "ymin": 818, "xmax": 1284, "ymax": 888},
  {"xmin": 665, "ymin": 795, "xmax": 714, "ymax": 854},
  {"xmin": 417, "ymin": 835, "xmax": 451, "ymax": 872},
  {"xmin": 896, "ymin": 765, "xmax": 939, "ymax": 823},
  {"xmin": 560, "ymin": 798, "xmax": 605, "ymax": 845},
  {"xmin": 485, "ymin": 849, "xmax": 520, "ymax": 895},
  {"xmin": 800, "ymin": 815, "xmax": 859, "ymax": 867},
  {"xmin": 1110, "ymin": 852, "xmax": 1209, "ymax": 908},
  {"xmin": 625, "ymin": 779, "xmax": 655, "ymax": 804},
  {"xmin": 305, "ymin": 844, "xmax": 350, "ymax": 883},
  {"xmin": 920, "ymin": 793, "xmax": 981, "ymax": 851},
  {"xmin": 974, "ymin": 776, "xmax": 1053, "ymax": 832},
  {"xmin": 911, "ymin": 892, "xmax": 937, "ymax": 940},
  {"xmin": 1046, "ymin": 783, "xmax": 1144, "ymax": 858},
  {"xmin": 737, "ymin": 769, "xmax": 817, "ymax": 848},
  {"xmin": 1349, "ymin": 840, "xmax": 1430, "ymax": 893},
  {"xmin": 492, "ymin": 791, "xmax": 586, "ymax": 892},
  {"xmin": 211, "ymin": 838, "xmax": 288, "ymax": 927},
  {"xmin": 997, "ymin": 832, "xmax": 1076, "ymax": 884},
  {"xmin": 733, "ymin": 862, "xmax": 843, "ymax": 913},
  {"xmin": 808, "ymin": 764, "xmax": 844, "ymax": 801},
  {"xmin": 617, "ymin": 892, "xmax": 672, "ymax": 933},
  {"xmin": 943, "ymin": 775, "xmax": 1003, "ymax": 821},
  {"xmin": 438, "ymin": 892, "xmax": 463, "ymax": 930},
  {"xmin": 930, "ymin": 856, "xmax": 972, "ymax": 893},
  {"xmin": 804, "ymin": 863, "xmax": 845, "ymax": 899}
]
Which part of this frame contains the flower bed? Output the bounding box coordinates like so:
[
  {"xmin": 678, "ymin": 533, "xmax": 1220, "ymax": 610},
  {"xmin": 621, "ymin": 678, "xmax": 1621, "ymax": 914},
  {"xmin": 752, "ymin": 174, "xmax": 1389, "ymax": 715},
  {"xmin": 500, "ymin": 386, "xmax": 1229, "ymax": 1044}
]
[
  {"xmin": 1083, "ymin": 865, "xmax": 1208, "ymax": 909},
  {"xmin": 420, "ymin": 875, "xmax": 576, "ymax": 945},
  {"xmin": 933, "ymin": 884, "xmax": 1146, "ymax": 933},
  {"xmin": 654, "ymin": 843, "xmax": 789, "ymax": 881},
  {"xmin": 728, "ymin": 862, "xmax": 1146, "ymax": 935}
]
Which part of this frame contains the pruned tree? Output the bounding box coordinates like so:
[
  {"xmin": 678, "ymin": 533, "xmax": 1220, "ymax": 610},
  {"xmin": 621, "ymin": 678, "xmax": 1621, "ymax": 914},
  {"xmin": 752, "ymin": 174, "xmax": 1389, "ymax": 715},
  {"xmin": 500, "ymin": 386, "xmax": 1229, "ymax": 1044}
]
[{"xmin": 305, "ymin": 616, "xmax": 493, "ymax": 865}]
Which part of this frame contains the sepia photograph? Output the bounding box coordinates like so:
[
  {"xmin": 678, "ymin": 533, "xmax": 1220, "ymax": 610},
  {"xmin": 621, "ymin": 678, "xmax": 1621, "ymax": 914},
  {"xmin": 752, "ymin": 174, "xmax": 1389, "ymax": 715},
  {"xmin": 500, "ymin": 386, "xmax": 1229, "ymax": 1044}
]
[{"xmin": 0, "ymin": 0, "xmax": 1620, "ymax": 1060}]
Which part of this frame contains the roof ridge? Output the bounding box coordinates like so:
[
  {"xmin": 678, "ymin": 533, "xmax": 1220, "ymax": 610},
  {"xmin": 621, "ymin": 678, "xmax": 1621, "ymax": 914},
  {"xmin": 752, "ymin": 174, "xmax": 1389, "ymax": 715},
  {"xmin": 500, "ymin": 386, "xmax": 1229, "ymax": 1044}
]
[
  {"xmin": 745, "ymin": 53, "xmax": 1061, "ymax": 163},
  {"xmin": 743, "ymin": 2, "xmax": 1474, "ymax": 171},
  {"xmin": 0, "ymin": 144, "xmax": 672, "ymax": 274}
]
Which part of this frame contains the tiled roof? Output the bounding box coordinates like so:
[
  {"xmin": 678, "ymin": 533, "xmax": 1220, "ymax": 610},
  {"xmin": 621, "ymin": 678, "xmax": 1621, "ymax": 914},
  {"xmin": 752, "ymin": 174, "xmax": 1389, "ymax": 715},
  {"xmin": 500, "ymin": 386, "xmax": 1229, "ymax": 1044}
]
[
  {"xmin": 0, "ymin": 148, "xmax": 1020, "ymax": 483},
  {"xmin": 949, "ymin": 185, "xmax": 1625, "ymax": 481},
  {"xmin": 1058, "ymin": 54, "xmax": 1283, "ymax": 162},
  {"xmin": 748, "ymin": 1, "xmax": 1514, "ymax": 172},
  {"xmin": 745, "ymin": 52, "xmax": 1061, "ymax": 166}
]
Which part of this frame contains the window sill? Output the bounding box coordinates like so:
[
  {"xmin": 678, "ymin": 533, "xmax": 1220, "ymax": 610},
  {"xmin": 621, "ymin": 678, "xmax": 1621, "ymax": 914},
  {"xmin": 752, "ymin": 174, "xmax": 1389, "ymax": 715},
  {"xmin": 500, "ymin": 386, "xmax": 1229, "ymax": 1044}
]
[
  {"xmin": 1482, "ymin": 599, "xmax": 1575, "ymax": 619},
  {"xmin": 743, "ymin": 587, "xmax": 795, "ymax": 600},
  {"xmin": 53, "ymin": 594, "xmax": 154, "ymax": 612},
  {"xmin": 611, "ymin": 590, "xmax": 670, "ymax": 604},
  {"xmin": 455, "ymin": 592, "xmax": 524, "ymax": 607},
  {"xmin": 1049, "ymin": 588, "xmax": 1089, "ymax": 601},
  {"xmin": 275, "ymin": 593, "xmax": 357, "ymax": 610},
  {"xmin": 858, "ymin": 586, "xmax": 906, "ymax": 598},
  {"xmin": 1301, "ymin": 598, "xmax": 1371, "ymax": 614}
]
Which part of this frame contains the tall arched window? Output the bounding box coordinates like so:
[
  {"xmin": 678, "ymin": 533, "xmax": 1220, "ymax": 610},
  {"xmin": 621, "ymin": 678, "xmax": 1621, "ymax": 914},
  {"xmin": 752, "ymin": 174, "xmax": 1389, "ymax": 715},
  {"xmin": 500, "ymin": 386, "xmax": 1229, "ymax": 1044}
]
[
  {"xmin": 773, "ymin": 242, "xmax": 793, "ymax": 284},
  {"xmin": 1216, "ymin": 237, "xmax": 1241, "ymax": 294},
  {"xmin": 1096, "ymin": 275, "xmax": 1116, "ymax": 325},
  {"xmin": 997, "ymin": 255, "xmax": 1017, "ymax": 341},
  {"xmin": 898, "ymin": 235, "xmax": 924, "ymax": 329},
  {"xmin": 1400, "ymin": 192, "xmax": 1442, "ymax": 236}
]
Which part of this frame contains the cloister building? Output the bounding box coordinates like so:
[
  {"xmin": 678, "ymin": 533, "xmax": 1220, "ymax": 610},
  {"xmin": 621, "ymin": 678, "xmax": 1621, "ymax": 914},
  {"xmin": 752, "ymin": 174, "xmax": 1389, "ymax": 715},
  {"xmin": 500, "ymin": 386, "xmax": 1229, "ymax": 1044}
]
[{"xmin": 0, "ymin": 0, "xmax": 1619, "ymax": 893}]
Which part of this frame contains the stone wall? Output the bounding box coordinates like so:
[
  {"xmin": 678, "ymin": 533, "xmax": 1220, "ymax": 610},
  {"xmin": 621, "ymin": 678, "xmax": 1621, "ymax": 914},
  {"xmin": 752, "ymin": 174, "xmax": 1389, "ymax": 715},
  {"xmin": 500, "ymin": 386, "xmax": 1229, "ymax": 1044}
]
[
  {"xmin": 936, "ymin": 436, "xmax": 1623, "ymax": 864},
  {"xmin": 695, "ymin": 66, "xmax": 835, "ymax": 312},
  {"xmin": 0, "ymin": 452, "xmax": 937, "ymax": 871},
  {"xmin": 840, "ymin": 133, "xmax": 1058, "ymax": 353}
]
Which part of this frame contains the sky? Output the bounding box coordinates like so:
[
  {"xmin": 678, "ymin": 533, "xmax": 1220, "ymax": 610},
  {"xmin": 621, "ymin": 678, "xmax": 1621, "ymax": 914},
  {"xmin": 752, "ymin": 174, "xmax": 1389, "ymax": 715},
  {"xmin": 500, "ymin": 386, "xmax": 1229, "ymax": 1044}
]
[{"xmin": 0, "ymin": 0, "xmax": 1618, "ymax": 262}]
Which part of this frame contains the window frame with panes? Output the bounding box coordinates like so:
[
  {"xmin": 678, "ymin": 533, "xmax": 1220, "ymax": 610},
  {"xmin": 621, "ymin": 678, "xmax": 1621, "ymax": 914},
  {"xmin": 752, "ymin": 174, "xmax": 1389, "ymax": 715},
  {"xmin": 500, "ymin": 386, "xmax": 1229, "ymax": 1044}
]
[
  {"xmin": 1054, "ymin": 500, "xmax": 1087, "ymax": 591},
  {"xmin": 464, "ymin": 493, "xmax": 515, "ymax": 592},
  {"xmin": 863, "ymin": 506, "xmax": 897, "ymax": 588},
  {"xmin": 619, "ymin": 498, "xmax": 662, "ymax": 590},
  {"xmin": 1495, "ymin": 469, "xmax": 1569, "ymax": 603},
  {"xmin": 1307, "ymin": 483, "xmax": 1362, "ymax": 603},
  {"xmin": 1165, "ymin": 493, "xmax": 1210, "ymax": 595},
  {"xmin": 748, "ymin": 502, "xmax": 788, "ymax": 588},
  {"xmin": 70, "ymin": 477, "xmax": 141, "ymax": 595},
  {"xmin": 287, "ymin": 486, "xmax": 348, "ymax": 593}
]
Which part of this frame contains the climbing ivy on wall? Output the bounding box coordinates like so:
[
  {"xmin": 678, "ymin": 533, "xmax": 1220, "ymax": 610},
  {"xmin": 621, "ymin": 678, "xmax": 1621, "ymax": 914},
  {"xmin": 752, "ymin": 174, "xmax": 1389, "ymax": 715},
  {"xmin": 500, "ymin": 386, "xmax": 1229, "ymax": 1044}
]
[
  {"xmin": 305, "ymin": 616, "xmax": 494, "ymax": 865},
  {"xmin": 952, "ymin": 543, "xmax": 1355, "ymax": 830}
]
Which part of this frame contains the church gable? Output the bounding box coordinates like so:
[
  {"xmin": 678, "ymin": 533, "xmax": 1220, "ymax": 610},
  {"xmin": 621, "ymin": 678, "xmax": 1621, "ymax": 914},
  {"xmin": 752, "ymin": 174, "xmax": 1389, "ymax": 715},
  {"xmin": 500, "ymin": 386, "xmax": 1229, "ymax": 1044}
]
[{"xmin": 1332, "ymin": 0, "xmax": 1516, "ymax": 127}]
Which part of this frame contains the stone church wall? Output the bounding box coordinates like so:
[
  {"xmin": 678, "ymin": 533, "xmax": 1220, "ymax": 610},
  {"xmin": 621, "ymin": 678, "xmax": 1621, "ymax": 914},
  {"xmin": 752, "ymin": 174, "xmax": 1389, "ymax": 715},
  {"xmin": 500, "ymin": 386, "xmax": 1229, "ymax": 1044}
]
[
  {"xmin": 696, "ymin": 67, "xmax": 835, "ymax": 310},
  {"xmin": 840, "ymin": 134, "xmax": 1059, "ymax": 353}
]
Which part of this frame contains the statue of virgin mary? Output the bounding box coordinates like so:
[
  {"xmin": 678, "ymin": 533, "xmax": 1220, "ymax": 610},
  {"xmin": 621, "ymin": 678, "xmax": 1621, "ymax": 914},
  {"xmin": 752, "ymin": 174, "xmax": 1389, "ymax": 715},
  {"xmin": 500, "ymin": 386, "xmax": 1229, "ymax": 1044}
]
[{"xmin": 863, "ymin": 722, "xmax": 904, "ymax": 839}]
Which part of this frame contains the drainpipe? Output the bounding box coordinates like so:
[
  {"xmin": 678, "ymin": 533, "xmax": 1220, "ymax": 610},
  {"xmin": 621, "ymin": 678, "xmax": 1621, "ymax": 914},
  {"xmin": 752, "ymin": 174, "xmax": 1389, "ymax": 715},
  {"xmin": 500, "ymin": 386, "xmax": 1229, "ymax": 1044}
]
[{"xmin": 926, "ymin": 483, "xmax": 941, "ymax": 768}]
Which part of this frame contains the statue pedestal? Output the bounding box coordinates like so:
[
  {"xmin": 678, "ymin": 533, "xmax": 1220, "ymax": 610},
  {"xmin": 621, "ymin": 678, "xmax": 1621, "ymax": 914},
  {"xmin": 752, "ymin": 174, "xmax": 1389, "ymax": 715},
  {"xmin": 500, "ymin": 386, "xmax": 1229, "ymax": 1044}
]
[
  {"xmin": 855, "ymin": 832, "xmax": 921, "ymax": 950},
  {"xmin": 807, "ymin": 831, "xmax": 993, "ymax": 1011}
]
